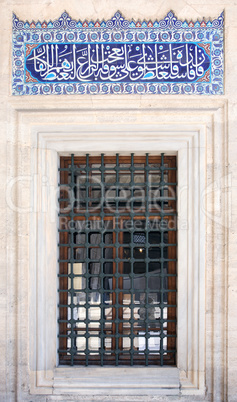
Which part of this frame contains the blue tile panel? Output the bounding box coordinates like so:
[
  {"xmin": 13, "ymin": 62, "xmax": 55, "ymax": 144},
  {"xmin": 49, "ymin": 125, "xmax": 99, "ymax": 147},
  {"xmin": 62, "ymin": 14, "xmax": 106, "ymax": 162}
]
[{"xmin": 12, "ymin": 11, "xmax": 224, "ymax": 95}]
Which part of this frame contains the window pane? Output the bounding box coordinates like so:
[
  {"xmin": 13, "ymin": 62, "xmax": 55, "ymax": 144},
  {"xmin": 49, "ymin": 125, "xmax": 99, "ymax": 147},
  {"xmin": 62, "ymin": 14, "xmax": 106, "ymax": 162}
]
[{"xmin": 58, "ymin": 154, "xmax": 177, "ymax": 366}]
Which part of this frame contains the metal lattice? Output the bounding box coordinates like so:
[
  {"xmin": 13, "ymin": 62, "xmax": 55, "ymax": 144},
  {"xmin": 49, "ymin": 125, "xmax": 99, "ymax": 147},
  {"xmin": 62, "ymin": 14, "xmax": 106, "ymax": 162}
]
[{"xmin": 58, "ymin": 154, "xmax": 177, "ymax": 366}]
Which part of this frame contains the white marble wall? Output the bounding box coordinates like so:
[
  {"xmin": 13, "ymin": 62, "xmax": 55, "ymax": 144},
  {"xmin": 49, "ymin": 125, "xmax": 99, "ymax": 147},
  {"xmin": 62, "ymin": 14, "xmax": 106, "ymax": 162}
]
[{"xmin": 0, "ymin": 1, "xmax": 237, "ymax": 401}]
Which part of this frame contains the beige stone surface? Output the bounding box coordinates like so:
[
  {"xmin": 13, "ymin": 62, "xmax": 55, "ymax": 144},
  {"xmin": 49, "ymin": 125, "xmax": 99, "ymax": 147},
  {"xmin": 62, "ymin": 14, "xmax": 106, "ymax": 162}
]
[{"xmin": 0, "ymin": 0, "xmax": 236, "ymax": 401}]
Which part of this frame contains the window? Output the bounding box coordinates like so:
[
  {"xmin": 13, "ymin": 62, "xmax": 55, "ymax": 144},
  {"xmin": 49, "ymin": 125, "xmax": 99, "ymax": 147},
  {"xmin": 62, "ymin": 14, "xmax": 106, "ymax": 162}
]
[{"xmin": 58, "ymin": 154, "xmax": 177, "ymax": 366}]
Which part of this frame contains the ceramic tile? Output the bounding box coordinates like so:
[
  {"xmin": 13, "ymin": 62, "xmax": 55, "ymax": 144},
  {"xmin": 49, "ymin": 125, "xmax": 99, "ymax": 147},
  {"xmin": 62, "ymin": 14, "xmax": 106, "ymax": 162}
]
[{"xmin": 12, "ymin": 11, "xmax": 224, "ymax": 95}]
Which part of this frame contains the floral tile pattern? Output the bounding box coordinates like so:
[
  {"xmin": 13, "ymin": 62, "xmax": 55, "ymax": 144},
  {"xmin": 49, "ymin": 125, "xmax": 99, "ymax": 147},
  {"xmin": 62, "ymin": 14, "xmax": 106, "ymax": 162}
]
[{"xmin": 12, "ymin": 11, "xmax": 224, "ymax": 95}]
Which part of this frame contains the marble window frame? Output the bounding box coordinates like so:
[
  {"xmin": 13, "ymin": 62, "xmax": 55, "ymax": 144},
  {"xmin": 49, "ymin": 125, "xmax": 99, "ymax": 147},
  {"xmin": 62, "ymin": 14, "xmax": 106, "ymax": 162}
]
[{"xmin": 7, "ymin": 98, "xmax": 228, "ymax": 399}]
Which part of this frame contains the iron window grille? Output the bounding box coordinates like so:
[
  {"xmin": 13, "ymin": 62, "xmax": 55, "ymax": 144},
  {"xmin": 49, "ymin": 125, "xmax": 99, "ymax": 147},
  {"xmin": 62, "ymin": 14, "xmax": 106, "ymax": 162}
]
[{"xmin": 58, "ymin": 154, "xmax": 177, "ymax": 366}]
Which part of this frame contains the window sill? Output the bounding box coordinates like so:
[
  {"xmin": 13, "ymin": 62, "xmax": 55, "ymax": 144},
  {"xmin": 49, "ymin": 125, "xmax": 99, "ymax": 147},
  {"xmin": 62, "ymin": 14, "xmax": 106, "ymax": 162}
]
[{"xmin": 53, "ymin": 366, "xmax": 180, "ymax": 396}]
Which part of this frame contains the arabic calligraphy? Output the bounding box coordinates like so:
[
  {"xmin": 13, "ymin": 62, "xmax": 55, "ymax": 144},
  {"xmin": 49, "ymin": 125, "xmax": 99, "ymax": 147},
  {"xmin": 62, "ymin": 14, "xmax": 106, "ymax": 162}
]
[{"xmin": 25, "ymin": 42, "xmax": 210, "ymax": 83}]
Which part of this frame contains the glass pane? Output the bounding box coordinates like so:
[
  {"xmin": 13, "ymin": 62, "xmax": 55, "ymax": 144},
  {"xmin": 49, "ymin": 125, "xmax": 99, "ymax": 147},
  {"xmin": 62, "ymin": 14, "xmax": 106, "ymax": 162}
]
[
  {"xmin": 103, "ymin": 262, "xmax": 113, "ymax": 275},
  {"xmin": 149, "ymin": 173, "xmax": 161, "ymax": 183},
  {"xmin": 104, "ymin": 232, "xmax": 113, "ymax": 244},
  {"xmin": 88, "ymin": 335, "xmax": 101, "ymax": 351},
  {"xmin": 122, "ymin": 337, "xmax": 131, "ymax": 350},
  {"xmin": 89, "ymin": 248, "xmax": 101, "ymax": 259},
  {"xmin": 119, "ymin": 174, "xmax": 131, "ymax": 183},
  {"xmin": 74, "ymin": 248, "xmax": 86, "ymax": 260},
  {"xmin": 91, "ymin": 187, "xmax": 101, "ymax": 199},
  {"xmin": 89, "ymin": 220, "xmax": 103, "ymax": 230},
  {"xmin": 119, "ymin": 187, "xmax": 131, "ymax": 198},
  {"xmin": 149, "ymin": 247, "xmax": 161, "ymax": 259},
  {"xmin": 133, "ymin": 187, "xmax": 145, "ymax": 198},
  {"xmin": 134, "ymin": 172, "xmax": 144, "ymax": 183},
  {"xmin": 138, "ymin": 332, "xmax": 162, "ymax": 352},
  {"xmin": 75, "ymin": 233, "xmax": 86, "ymax": 245},
  {"xmin": 75, "ymin": 172, "xmax": 86, "ymax": 184},
  {"xmin": 122, "ymin": 231, "xmax": 131, "ymax": 244},
  {"xmin": 149, "ymin": 231, "xmax": 161, "ymax": 244},
  {"xmin": 105, "ymin": 173, "xmax": 116, "ymax": 183},
  {"xmin": 89, "ymin": 307, "xmax": 101, "ymax": 320},
  {"xmin": 104, "ymin": 247, "xmax": 113, "ymax": 259},
  {"xmin": 90, "ymin": 233, "xmax": 101, "ymax": 244}
]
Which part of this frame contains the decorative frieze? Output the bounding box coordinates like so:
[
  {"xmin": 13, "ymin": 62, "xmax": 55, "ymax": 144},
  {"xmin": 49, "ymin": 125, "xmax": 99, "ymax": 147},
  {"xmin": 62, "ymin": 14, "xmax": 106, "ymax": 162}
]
[{"xmin": 12, "ymin": 11, "xmax": 224, "ymax": 95}]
